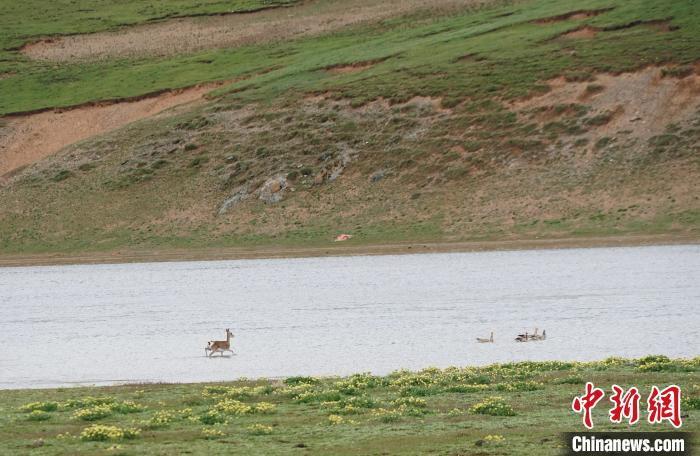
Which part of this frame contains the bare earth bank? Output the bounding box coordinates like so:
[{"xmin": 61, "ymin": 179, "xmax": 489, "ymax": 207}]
[{"xmin": 0, "ymin": 233, "xmax": 697, "ymax": 268}]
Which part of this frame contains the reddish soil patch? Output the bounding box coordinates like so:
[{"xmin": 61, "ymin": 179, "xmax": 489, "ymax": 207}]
[
  {"xmin": 0, "ymin": 84, "xmax": 218, "ymax": 178},
  {"xmin": 326, "ymin": 61, "xmax": 379, "ymax": 75},
  {"xmin": 21, "ymin": 0, "xmax": 490, "ymax": 62},
  {"xmin": 402, "ymin": 96, "xmax": 453, "ymax": 113},
  {"xmin": 533, "ymin": 8, "xmax": 612, "ymax": 24},
  {"xmin": 510, "ymin": 66, "xmax": 700, "ymax": 141},
  {"xmin": 560, "ymin": 26, "xmax": 599, "ymax": 39},
  {"xmin": 325, "ymin": 57, "xmax": 390, "ymax": 75},
  {"xmin": 644, "ymin": 19, "xmax": 679, "ymax": 33}
]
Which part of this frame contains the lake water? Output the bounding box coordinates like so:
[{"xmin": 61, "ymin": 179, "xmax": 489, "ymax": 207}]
[{"xmin": 1, "ymin": 244, "xmax": 698, "ymax": 389}]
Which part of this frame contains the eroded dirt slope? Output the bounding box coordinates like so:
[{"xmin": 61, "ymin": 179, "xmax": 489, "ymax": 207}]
[{"xmin": 0, "ymin": 84, "xmax": 218, "ymax": 178}]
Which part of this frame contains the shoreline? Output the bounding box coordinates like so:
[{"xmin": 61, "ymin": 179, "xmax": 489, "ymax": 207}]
[
  {"xmin": 1, "ymin": 233, "xmax": 698, "ymax": 268},
  {"xmin": 1, "ymin": 355, "xmax": 698, "ymax": 393}
]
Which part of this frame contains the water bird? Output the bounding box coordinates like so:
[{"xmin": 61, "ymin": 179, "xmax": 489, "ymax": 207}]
[
  {"xmin": 529, "ymin": 328, "xmax": 539, "ymax": 341},
  {"xmin": 476, "ymin": 332, "xmax": 494, "ymax": 343},
  {"xmin": 515, "ymin": 331, "xmax": 529, "ymax": 342}
]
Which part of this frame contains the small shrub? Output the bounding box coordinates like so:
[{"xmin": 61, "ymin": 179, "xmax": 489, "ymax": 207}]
[
  {"xmin": 682, "ymin": 397, "xmax": 700, "ymax": 410},
  {"xmin": 398, "ymin": 386, "xmax": 439, "ymax": 397},
  {"xmin": 595, "ymin": 357, "xmax": 631, "ymax": 370},
  {"xmin": 111, "ymin": 401, "xmax": 145, "ymax": 414},
  {"xmin": 145, "ymin": 410, "xmax": 175, "ymax": 428},
  {"xmin": 275, "ymin": 383, "xmax": 314, "ymax": 399},
  {"xmin": 483, "ymin": 434, "xmax": 506, "ymax": 445},
  {"xmin": 247, "ymin": 424, "xmax": 273, "ymax": 435},
  {"xmin": 371, "ymin": 408, "xmax": 402, "ymax": 423},
  {"xmin": 27, "ymin": 410, "xmax": 51, "ymax": 421},
  {"xmin": 595, "ymin": 137, "xmax": 613, "ymax": 149},
  {"xmin": 177, "ymin": 408, "xmax": 194, "ymax": 418},
  {"xmin": 661, "ymin": 66, "xmax": 693, "ymax": 79},
  {"xmin": 284, "ymin": 376, "xmax": 319, "ymax": 386},
  {"xmin": 295, "ymin": 389, "xmax": 343, "ymax": 404},
  {"xmin": 648, "ymin": 134, "xmax": 680, "ymax": 148},
  {"xmin": 202, "ymin": 385, "xmax": 229, "ymax": 397},
  {"xmin": 62, "ymin": 396, "xmax": 115, "ymax": 409},
  {"xmin": 79, "ymin": 425, "xmax": 140, "ymax": 442},
  {"xmin": 122, "ymin": 428, "xmax": 140, "ymax": 440},
  {"xmin": 201, "ymin": 428, "xmax": 225, "ymax": 439},
  {"xmin": 51, "ymin": 169, "xmax": 73, "ymax": 182},
  {"xmin": 585, "ymin": 84, "xmax": 604, "ymax": 95},
  {"xmin": 392, "ymin": 397, "xmax": 427, "ymax": 408},
  {"xmin": 637, "ymin": 355, "xmax": 673, "ymax": 372},
  {"xmin": 556, "ymin": 376, "xmax": 585, "ymax": 385},
  {"xmin": 151, "ymin": 159, "xmax": 169, "ymax": 170},
  {"xmin": 322, "ymin": 396, "xmax": 375, "ymax": 415},
  {"xmin": 78, "ymin": 163, "xmax": 96, "ymax": 172},
  {"xmin": 445, "ymin": 384, "xmax": 490, "ymax": 393},
  {"xmin": 564, "ymin": 71, "xmax": 593, "ymax": 82},
  {"xmin": 188, "ymin": 156, "xmax": 209, "ymax": 168},
  {"xmin": 184, "ymin": 143, "xmax": 198, "ymax": 151},
  {"xmin": 199, "ymin": 410, "xmax": 226, "ymax": 425},
  {"xmin": 253, "ymin": 402, "xmax": 276, "ymax": 414},
  {"xmin": 322, "ymin": 402, "xmax": 359, "ymax": 415},
  {"xmin": 177, "ymin": 116, "xmax": 210, "ymax": 130},
  {"xmin": 445, "ymin": 166, "xmax": 468, "ymax": 180},
  {"xmin": 495, "ymin": 381, "xmax": 544, "ymax": 392},
  {"xmin": 20, "ymin": 401, "xmax": 58, "ymax": 413},
  {"xmin": 586, "ymin": 111, "xmax": 614, "ymax": 126},
  {"xmin": 73, "ymin": 404, "xmax": 113, "ymax": 421},
  {"xmin": 398, "ymin": 404, "xmax": 428, "ymax": 417},
  {"xmin": 327, "ymin": 414, "xmax": 344, "ymax": 425},
  {"xmin": 470, "ymin": 397, "xmax": 516, "ymax": 416},
  {"xmin": 214, "ymin": 399, "xmax": 252, "ymax": 415},
  {"xmin": 335, "ymin": 373, "xmax": 382, "ymax": 394}
]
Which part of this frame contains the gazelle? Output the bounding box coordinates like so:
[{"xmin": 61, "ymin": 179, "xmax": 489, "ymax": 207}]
[{"xmin": 205, "ymin": 328, "xmax": 234, "ymax": 357}]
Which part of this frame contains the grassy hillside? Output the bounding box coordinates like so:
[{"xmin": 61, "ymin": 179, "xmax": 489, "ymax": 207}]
[
  {"xmin": 1, "ymin": 357, "xmax": 698, "ymax": 455},
  {"xmin": 0, "ymin": 0, "xmax": 699, "ymax": 256}
]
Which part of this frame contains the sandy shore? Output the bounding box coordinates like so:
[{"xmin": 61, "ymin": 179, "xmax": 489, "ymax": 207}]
[{"xmin": 0, "ymin": 233, "xmax": 697, "ymax": 268}]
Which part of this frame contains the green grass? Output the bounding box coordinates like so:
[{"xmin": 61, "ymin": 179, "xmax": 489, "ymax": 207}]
[
  {"xmin": 1, "ymin": 0, "xmax": 697, "ymax": 114},
  {"xmin": 0, "ymin": 358, "xmax": 698, "ymax": 455}
]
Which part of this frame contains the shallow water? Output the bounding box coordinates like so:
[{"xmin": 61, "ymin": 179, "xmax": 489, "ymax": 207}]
[{"xmin": 1, "ymin": 244, "xmax": 698, "ymax": 389}]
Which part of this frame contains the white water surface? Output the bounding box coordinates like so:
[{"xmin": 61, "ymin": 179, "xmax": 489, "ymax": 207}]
[{"xmin": 1, "ymin": 244, "xmax": 698, "ymax": 389}]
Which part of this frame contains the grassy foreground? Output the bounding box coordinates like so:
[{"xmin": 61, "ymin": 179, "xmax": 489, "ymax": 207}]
[{"xmin": 1, "ymin": 357, "xmax": 699, "ymax": 455}]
